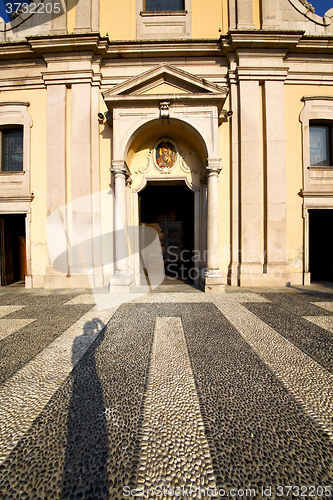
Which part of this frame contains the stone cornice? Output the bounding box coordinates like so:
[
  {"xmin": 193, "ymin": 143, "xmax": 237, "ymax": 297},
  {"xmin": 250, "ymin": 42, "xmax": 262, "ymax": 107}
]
[
  {"xmin": 27, "ymin": 33, "xmax": 108, "ymax": 55},
  {"xmin": 0, "ymin": 32, "xmax": 333, "ymax": 67},
  {"xmin": 226, "ymin": 30, "xmax": 304, "ymax": 51},
  {"xmin": 0, "ymin": 100, "xmax": 30, "ymax": 107},
  {"xmin": 293, "ymin": 36, "xmax": 333, "ymax": 53},
  {"xmin": 104, "ymin": 94, "xmax": 228, "ymax": 116},
  {"xmin": 0, "ymin": 41, "xmax": 38, "ymax": 61},
  {"xmin": 42, "ymin": 69, "xmax": 102, "ymax": 86},
  {"xmin": 301, "ymin": 95, "xmax": 333, "ymax": 102},
  {"xmin": 236, "ymin": 67, "xmax": 289, "ymax": 81}
]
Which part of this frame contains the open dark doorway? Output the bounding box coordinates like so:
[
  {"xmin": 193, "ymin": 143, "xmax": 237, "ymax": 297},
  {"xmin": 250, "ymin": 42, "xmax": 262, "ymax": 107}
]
[
  {"xmin": 0, "ymin": 214, "xmax": 26, "ymax": 286},
  {"xmin": 139, "ymin": 183, "xmax": 195, "ymax": 282},
  {"xmin": 309, "ymin": 209, "xmax": 333, "ymax": 282}
]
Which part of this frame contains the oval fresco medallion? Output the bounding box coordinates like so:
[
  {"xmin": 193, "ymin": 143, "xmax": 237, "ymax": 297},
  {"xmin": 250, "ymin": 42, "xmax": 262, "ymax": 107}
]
[{"xmin": 154, "ymin": 139, "xmax": 177, "ymax": 172}]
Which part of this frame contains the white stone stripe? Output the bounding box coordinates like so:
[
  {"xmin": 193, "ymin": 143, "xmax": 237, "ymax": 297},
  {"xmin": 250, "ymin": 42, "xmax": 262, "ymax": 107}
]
[
  {"xmin": 138, "ymin": 317, "xmax": 216, "ymax": 493},
  {"xmin": 0, "ymin": 306, "xmax": 26, "ymax": 318},
  {"xmin": 0, "ymin": 319, "xmax": 36, "ymax": 340},
  {"xmin": 0, "ymin": 305, "xmax": 117, "ymax": 465},
  {"xmin": 304, "ymin": 316, "xmax": 333, "ymax": 334},
  {"xmin": 213, "ymin": 299, "xmax": 333, "ymax": 439},
  {"xmin": 311, "ymin": 302, "xmax": 333, "ymax": 313}
]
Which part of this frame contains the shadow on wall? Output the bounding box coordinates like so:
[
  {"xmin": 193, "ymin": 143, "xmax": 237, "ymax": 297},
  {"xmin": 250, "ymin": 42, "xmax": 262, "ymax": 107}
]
[{"xmin": 61, "ymin": 317, "xmax": 109, "ymax": 499}]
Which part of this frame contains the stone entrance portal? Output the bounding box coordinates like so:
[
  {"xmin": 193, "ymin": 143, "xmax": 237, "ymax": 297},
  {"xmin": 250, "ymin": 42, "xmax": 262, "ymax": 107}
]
[{"xmin": 139, "ymin": 183, "xmax": 195, "ymax": 282}]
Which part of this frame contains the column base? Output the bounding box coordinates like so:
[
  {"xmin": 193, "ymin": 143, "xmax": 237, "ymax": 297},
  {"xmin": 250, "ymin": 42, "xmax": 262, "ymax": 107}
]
[
  {"xmin": 200, "ymin": 270, "xmax": 225, "ymax": 293},
  {"xmin": 228, "ymin": 263, "xmax": 239, "ymax": 286},
  {"xmin": 303, "ymin": 272, "xmax": 311, "ymax": 286},
  {"xmin": 109, "ymin": 272, "xmax": 135, "ymax": 293}
]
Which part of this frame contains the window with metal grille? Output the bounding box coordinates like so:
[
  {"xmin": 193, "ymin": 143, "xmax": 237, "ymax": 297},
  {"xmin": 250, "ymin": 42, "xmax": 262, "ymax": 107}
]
[
  {"xmin": 310, "ymin": 122, "xmax": 332, "ymax": 167},
  {"xmin": 145, "ymin": 0, "xmax": 185, "ymax": 11},
  {"xmin": 1, "ymin": 128, "xmax": 23, "ymax": 171}
]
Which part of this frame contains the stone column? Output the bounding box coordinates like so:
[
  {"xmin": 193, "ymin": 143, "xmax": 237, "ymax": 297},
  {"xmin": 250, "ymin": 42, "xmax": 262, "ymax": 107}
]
[
  {"xmin": 200, "ymin": 159, "xmax": 225, "ymax": 292},
  {"xmin": 228, "ymin": 0, "xmax": 237, "ymax": 29},
  {"xmin": 263, "ymin": 80, "xmax": 289, "ymax": 285},
  {"xmin": 109, "ymin": 162, "xmax": 134, "ymax": 292},
  {"xmin": 200, "ymin": 177, "xmax": 207, "ymax": 270},
  {"xmin": 239, "ymin": 79, "xmax": 262, "ymax": 286},
  {"xmin": 236, "ymin": 0, "xmax": 255, "ymax": 29}
]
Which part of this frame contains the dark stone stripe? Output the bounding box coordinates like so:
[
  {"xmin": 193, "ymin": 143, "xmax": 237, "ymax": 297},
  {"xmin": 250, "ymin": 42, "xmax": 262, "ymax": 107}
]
[
  {"xmin": 181, "ymin": 303, "xmax": 333, "ymax": 492},
  {"xmin": 0, "ymin": 303, "xmax": 155, "ymax": 500},
  {"xmin": 243, "ymin": 293, "xmax": 333, "ymax": 373},
  {"xmin": 0, "ymin": 295, "xmax": 94, "ymax": 383},
  {"xmin": 0, "ymin": 301, "xmax": 332, "ymax": 500}
]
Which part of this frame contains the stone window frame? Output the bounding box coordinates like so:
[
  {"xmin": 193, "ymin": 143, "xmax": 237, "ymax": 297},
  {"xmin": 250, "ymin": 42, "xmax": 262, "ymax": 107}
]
[
  {"xmin": 0, "ymin": 101, "xmax": 32, "ymax": 177},
  {"xmin": 300, "ymin": 96, "xmax": 333, "ymax": 172},
  {"xmin": 136, "ymin": 0, "xmax": 191, "ymax": 39}
]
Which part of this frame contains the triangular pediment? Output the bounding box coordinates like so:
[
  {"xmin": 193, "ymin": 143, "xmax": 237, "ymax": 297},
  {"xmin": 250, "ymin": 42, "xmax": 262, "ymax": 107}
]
[{"xmin": 102, "ymin": 63, "xmax": 228, "ymax": 98}]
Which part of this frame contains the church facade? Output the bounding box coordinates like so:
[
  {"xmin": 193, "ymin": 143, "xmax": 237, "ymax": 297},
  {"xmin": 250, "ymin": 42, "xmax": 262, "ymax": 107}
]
[{"xmin": 0, "ymin": 0, "xmax": 333, "ymax": 290}]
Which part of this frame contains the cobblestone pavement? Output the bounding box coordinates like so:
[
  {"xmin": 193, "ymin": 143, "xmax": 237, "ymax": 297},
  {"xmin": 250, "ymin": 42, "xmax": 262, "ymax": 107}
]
[{"xmin": 0, "ymin": 285, "xmax": 332, "ymax": 499}]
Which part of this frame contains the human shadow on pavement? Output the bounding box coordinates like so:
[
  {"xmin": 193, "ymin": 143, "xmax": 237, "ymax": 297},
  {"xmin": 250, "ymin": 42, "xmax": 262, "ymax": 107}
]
[{"xmin": 61, "ymin": 317, "xmax": 109, "ymax": 499}]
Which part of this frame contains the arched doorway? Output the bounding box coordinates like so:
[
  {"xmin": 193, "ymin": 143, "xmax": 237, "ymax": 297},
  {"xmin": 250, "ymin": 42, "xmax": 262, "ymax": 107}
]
[{"xmin": 139, "ymin": 182, "xmax": 195, "ymax": 282}]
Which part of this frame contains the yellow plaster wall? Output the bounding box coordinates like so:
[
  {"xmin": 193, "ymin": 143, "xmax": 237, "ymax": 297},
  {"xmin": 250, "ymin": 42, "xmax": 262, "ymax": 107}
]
[
  {"xmin": 100, "ymin": 0, "xmax": 136, "ymax": 40},
  {"xmin": 252, "ymin": 0, "xmax": 261, "ymax": 29},
  {"xmin": 141, "ymin": 83, "xmax": 188, "ymax": 95},
  {"xmin": 192, "ymin": 0, "xmax": 223, "ymax": 38},
  {"xmin": 66, "ymin": 0, "xmax": 76, "ymax": 33},
  {"xmin": 284, "ymin": 84, "xmax": 333, "ymax": 276},
  {"xmin": 0, "ymin": 89, "xmax": 48, "ymax": 280}
]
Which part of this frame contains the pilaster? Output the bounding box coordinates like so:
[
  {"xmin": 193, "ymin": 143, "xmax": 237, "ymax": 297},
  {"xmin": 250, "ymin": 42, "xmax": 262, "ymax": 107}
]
[
  {"xmin": 50, "ymin": 0, "xmax": 67, "ymax": 35},
  {"xmin": 74, "ymin": 0, "xmax": 93, "ymax": 33},
  {"xmin": 239, "ymin": 79, "xmax": 262, "ymax": 286},
  {"xmin": 261, "ymin": 0, "xmax": 279, "ymax": 29},
  {"xmin": 263, "ymin": 80, "xmax": 290, "ymax": 285},
  {"xmin": 236, "ymin": 0, "xmax": 255, "ymax": 29}
]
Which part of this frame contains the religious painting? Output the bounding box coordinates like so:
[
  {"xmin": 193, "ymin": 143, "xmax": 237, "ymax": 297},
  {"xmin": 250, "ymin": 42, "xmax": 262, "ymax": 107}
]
[{"xmin": 155, "ymin": 141, "xmax": 177, "ymax": 171}]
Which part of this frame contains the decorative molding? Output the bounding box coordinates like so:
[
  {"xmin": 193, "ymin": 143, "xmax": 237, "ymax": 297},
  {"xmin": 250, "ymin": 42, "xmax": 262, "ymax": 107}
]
[
  {"xmin": 134, "ymin": 149, "xmax": 153, "ymax": 174},
  {"xmin": 103, "ymin": 63, "xmax": 229, "ymax": 99},
  {"xmin": 110, "ymin": 160, "xmax": 130, "ymax": 178},
  {"xmin": 159, "ymin": 101, "xmax": 170, "ymax": 120},
  {"xmin": 288, "ymin": 0, "xmax": 333, "ymax": 26},
  {"xmin": 206, "ymin": 158, "xmax": 222, "ymax": 176}
]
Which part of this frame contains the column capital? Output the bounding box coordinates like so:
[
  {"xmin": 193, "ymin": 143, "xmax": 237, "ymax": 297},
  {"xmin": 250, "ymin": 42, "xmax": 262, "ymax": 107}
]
[
  {"xmin": 206, "ymin": 158, "xmax": 222, "ymax": 176},
  {"xmin": 110, "ymin": 160, "xmax": 130, "ymax": 179}
]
